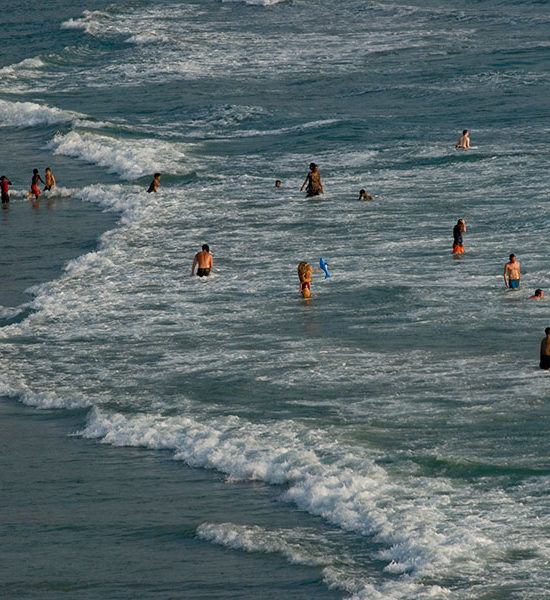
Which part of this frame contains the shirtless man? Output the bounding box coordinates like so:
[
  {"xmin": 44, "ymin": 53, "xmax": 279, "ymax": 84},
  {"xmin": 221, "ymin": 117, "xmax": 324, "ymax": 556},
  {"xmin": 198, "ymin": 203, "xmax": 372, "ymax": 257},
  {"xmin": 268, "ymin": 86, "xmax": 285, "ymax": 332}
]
[
  {"xmin": 528, "ymin": 289, "xmax": 544, "ymax": 300},
  {"xmin": 147, "ymin": 173, "xmax": 161, "ymax": 193},
  {"xmin": 452, "ymin": 219, "xmax": 466, "ymax": 254},
  {"xmin": 455, "ymin": 129, "xmax": 470, "ymax": 149},
  {"xmin": 504, "ymin": 254, "xmax": 521, "ymax": 289},
  {"xmin": 29, "ymin": 168, "xmax": 44, "ymax": 199},
  {"xmin": 275, "ymin": 180, "xmax": 282, "ymax": 188},
  {"xmin": 540, "ymin": 328, "xmax": 550, "ymax": 370},
  {"xmin": 44, "ymin": 167, "xmax": 56, "ymax": 191},
  {"xmin": 191, "ymin": 244, "xmax": 213, "ymax": 277},
  {"xmin": 359, "ymin": 189, "xmax": 373, "ymax": 200}
]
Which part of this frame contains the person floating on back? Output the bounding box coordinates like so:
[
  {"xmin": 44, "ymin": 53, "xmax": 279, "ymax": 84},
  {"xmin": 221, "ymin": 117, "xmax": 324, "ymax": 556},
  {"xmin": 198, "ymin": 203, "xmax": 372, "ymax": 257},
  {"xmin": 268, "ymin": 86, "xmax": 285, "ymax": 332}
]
[
  {"xmin": 43, "ymin": 167, "xmax": 56, "ymax": 191},
  {"xmin": 528, "ymin": 289, "xmax": 544, "ymax": 300},
  {"xmin": 300, "ymin": 162, "xmax": 323, "ymax": 197},
  {"xmin": 455, "ymin": 129, "xmax": 470, "ymax": 149},
  {"xmin": 358, "ymin": 189, "xmax": 372, "ymax": 201},
  {"xmin": 191, "ymin": 244, "xmax": 213, "ymax": 277},
  {"xmin": 540, "ymin": 327, "xmax": 550, "ymax": 370},
  {"xmin": 0, "ymin": 175, "xmax": 12, "ymax": 206},
  {"xmin": 29, "ymin": 168, "xmax": 44, "ymax": 199},
  {"xmin": 504, "ymin": 254, "xmax": 521, "ymax": 289},
  {"xmin": 147, "ymin": 173, "xmax": 161, "ymax": 193},
  {"xmin": 452, "ymin": 219, "xmax": 466, "ymax": 254}
]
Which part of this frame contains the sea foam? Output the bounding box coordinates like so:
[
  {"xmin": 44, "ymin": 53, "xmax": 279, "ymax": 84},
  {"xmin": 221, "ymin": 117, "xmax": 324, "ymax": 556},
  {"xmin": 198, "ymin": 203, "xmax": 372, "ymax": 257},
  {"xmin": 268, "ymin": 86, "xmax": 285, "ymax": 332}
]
[
  {"xmin": 49, "ymin": 131, "xmax": 189, "ymax": 180},
  {"xmin": 0, "ymin": 99, "xmax": 78, "ymax": 128}
]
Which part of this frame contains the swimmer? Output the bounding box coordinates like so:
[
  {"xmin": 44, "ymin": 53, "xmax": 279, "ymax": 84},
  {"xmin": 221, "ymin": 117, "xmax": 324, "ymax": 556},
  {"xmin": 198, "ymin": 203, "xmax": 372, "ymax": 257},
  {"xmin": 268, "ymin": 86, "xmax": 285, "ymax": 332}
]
[
  {"xmin": 452, "ymin": 219, "xmax": 466, "ymax": 254},
  {"xmin": 300, "ymin": 162, "xmax": 323, "ymax": 197},
  {"xmin": 528, "ymin": 289, "xmax": 544, "ymax": 300},
  {"xmin": 1, "ymin": 175, "xmax": 12, "ymax": 205},
  {"xmin": 43, "ymin": 167, "xmax": 56, "ymax": 191},
  {"xmin": 455, "ymin": 129, "xmax": 470, "ymax": 149},
  {"xmin": 297, "ymin": 261, "xmax": 320, "ymax": 299},
  {"xmin": 358, "ymin": 189, "xmax": 373, "ymax": 201},
  {"xmin": 191, "ymin": 244, "xmax": 213, "ymax": 277},
  {"xmin": 275, "ymin": 180, "xmax": 282, "ymax": 188},
  {"xmin": 147, "ymin": 173, "xmax": 161, "ymax": 193},
  {"xmin": 29, "ymin": 168, "xmax": 44, "ymax": 199},
  {"xmin": 540, "ymin": 327, "xmax": 550, "ymax": 370},
  {"xmin": 504, "ymin": 254, "xmax": 521, "ymax": 289}
]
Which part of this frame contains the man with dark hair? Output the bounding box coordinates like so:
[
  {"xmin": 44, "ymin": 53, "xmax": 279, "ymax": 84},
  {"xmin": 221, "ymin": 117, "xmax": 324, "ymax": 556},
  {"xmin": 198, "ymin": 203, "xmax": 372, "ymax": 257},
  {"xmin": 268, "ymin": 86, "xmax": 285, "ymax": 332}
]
[
  {"xmin": 528, "ymin": 289, "xmax": 544, "ymax": 300},
  {"xmin": 455, "ymin": 129, "xmax": 470, "ymax": 149},
  {"xmin": 504, "ymin": 254, "xmax": 521, "ymax": 289},
  {"xmin": 191, "ymin": 244, "xmax": 213, "ymax": 277},
  {"xmin": 540, "ymin": 328, "xmax": 550, "ymax": 370}
]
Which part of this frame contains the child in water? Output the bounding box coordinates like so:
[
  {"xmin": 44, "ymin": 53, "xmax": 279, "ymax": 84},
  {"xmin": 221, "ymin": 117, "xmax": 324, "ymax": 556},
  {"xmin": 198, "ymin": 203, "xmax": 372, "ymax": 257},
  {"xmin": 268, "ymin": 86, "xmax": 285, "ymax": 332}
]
[
  {"xmin": 44, "ymin": 167, "xmax": 56, "ymax": 191},
  {"xmin": 29, "ymin": 168, "xmax": 44, "ymax": 199},
  {"xmin": 297, "ymin": 261, "xmax": 320, "ymax": 299},
  {"xmin": 147, "ymin": 173, "xmax": 161, "ymax": 193}
]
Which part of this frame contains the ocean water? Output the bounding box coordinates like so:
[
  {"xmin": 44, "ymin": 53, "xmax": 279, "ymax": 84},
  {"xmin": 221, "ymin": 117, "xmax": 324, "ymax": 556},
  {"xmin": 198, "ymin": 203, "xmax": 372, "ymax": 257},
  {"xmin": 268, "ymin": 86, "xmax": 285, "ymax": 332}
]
[{"xmin": 1, "ymin": 0, "xmax": 550, "ymax": 598}]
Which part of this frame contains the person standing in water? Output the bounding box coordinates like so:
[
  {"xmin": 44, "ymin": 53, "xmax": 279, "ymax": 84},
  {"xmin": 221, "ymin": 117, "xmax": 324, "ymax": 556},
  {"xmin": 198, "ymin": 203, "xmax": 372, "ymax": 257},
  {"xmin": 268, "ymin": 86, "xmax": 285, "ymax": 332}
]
[
  {"xmin": 300, "ymin": 163, "xmax": 323, "ymax": 197},
  {"xmin": 29, "ymin": 168, "xmax": 44, "ymax": 200},
  {"xmin": 1, "ymin": 175, "xmax": 12, "ymax": 205},
  {"xmin": 504, "ymin": 254, "xmax": 521, "ymax": 289},
  {"xmin": 147, "ymin": 173, "xmax": 161, "ymax": 193},
  {"xmin": 297, "ymin": 261, "xmax": 321, "ymax": 299},
  {"xmin": 43, "ymin": 167, "xmax": 56, "ymax": 191},
  {"xmin": 191, "ymin": 244, "xmax": 213, "ymax": 277},
  {"xmin": 540, "ymin": 327, "xmax": 550, "ymax": 370},
  {"xmin": 452, "ymin": 219, "xmax": 466, "ymax": 254},
  {"xmin": 455, "ymin": 129, "xmax": 470, "ymax": 149}
]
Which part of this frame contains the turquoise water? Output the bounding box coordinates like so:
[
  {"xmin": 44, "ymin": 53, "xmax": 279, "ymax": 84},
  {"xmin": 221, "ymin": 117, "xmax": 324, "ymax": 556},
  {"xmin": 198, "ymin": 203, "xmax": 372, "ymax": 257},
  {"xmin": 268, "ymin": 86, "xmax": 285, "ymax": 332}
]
[{"xmin": 1, "ymin": 0, "xmax": 550, "ymax": 598}]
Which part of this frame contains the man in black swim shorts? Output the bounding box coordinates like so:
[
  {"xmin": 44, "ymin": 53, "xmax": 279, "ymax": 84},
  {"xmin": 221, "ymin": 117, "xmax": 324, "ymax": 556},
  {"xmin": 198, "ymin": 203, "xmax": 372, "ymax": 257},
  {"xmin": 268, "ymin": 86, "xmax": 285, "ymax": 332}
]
[{"xmin": 191, "ymin": 244, "xmax": 213, "ymax": 277}]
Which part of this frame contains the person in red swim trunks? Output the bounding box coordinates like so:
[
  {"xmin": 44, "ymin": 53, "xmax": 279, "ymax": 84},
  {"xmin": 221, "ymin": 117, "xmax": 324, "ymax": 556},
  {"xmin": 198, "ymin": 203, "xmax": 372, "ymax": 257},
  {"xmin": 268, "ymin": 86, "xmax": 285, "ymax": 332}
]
[
  {"xmin": 452, "ymin": 218, "xmax": 466, "ymax": 254},
  {"xmin": 29, "ymin": 168, "xmax": 44, "ymax": 199},
  {"xmin": 1, "ymin": 175, "xmax": 12, "ymax": 205}
]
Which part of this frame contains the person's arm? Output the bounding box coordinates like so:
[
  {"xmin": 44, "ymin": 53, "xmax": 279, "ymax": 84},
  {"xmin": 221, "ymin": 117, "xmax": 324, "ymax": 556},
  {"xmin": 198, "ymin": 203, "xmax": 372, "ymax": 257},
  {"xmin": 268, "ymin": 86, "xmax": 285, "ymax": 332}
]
[
  {"xmin": 300, "ymin": 174, "xmax": 309, "ymax": 192},
  {"xmin": 208, "ymin": 254, "xmax": 213, "ymax": 271},
  {"xmin": 319, "ymin": 178, "xmax": 324, "ymax": 194},
  {"xmin": 504, "ymin": 265, "xmax": 509, "ymax": 287},
  {"xmin": 191, "ymin": 255, "xmax": 198, "ymax": 276},
  {"xmin": 52, "ymin": 175, "xmax": 56, "ymax": 189},
  {"xmin": 518, "ymin": 266, "xmax": 521, "ymax": 287}
]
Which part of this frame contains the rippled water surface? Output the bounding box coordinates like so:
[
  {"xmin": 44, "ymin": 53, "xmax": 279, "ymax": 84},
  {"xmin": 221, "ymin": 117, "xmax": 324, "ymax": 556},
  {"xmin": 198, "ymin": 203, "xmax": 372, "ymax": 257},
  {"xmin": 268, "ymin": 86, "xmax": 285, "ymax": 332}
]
[{"xmin": 1, "ymin": 1, "xmax": 550, "ymax": 598}]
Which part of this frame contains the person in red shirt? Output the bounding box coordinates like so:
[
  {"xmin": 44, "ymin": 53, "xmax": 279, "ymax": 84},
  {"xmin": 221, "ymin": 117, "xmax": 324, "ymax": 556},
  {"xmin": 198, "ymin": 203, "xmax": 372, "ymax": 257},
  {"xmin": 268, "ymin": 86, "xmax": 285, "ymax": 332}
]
[{"xmin": 1, "ymin": 175, "xmax": 12, "ymax": 205}]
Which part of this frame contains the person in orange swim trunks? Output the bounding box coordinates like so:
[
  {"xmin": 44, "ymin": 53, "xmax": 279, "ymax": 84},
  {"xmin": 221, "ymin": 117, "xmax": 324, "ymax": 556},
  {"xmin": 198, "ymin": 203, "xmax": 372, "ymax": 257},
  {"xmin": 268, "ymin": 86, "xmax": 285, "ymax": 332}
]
[
  {"xmin": 452, "ymin": 218, "xmax": 466, "ymax": 254},
  {"xmin": 29, "ymin": 168, "xmax": 44, "ymax": 199}
]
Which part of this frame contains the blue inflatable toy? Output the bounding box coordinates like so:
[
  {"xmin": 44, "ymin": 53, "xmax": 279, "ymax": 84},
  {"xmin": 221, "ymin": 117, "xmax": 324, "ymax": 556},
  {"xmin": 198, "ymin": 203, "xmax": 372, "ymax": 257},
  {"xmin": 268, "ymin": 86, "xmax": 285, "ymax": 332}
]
[{"xmin": 319, "ymin": 257, "xmax": 331, "ymax": 279}]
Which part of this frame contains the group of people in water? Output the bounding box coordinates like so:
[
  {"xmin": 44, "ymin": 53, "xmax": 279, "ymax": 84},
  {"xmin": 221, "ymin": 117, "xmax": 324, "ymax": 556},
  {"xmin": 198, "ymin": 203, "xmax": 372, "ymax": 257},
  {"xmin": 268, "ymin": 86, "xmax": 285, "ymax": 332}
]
[
  {"xmin": 4, "ymin": 129, "xmax": 547, "ymax": 368},
  {"xmin": 1, "ymin": 167, "xmax": 57, "ymax": 207}
]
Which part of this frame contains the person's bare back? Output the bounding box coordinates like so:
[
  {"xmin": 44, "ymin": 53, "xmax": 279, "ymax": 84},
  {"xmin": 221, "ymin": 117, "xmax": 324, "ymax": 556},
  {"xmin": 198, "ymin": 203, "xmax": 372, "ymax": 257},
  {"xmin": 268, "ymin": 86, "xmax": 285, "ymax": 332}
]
[
  {"xmin": 191, "ymin": 244, "xmax": 213, "ymax": 277},
  {"xmin": 455, "ymin": 129, "xmax": 470, "ymax": 149}
]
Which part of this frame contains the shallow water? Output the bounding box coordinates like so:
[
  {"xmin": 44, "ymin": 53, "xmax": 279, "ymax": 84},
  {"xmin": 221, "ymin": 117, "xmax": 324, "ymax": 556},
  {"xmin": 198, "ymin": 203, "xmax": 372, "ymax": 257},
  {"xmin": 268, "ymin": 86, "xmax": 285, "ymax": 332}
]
[{"xmin": 1, "ymin": 0, "xmax": 550, "ymax": 598}]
